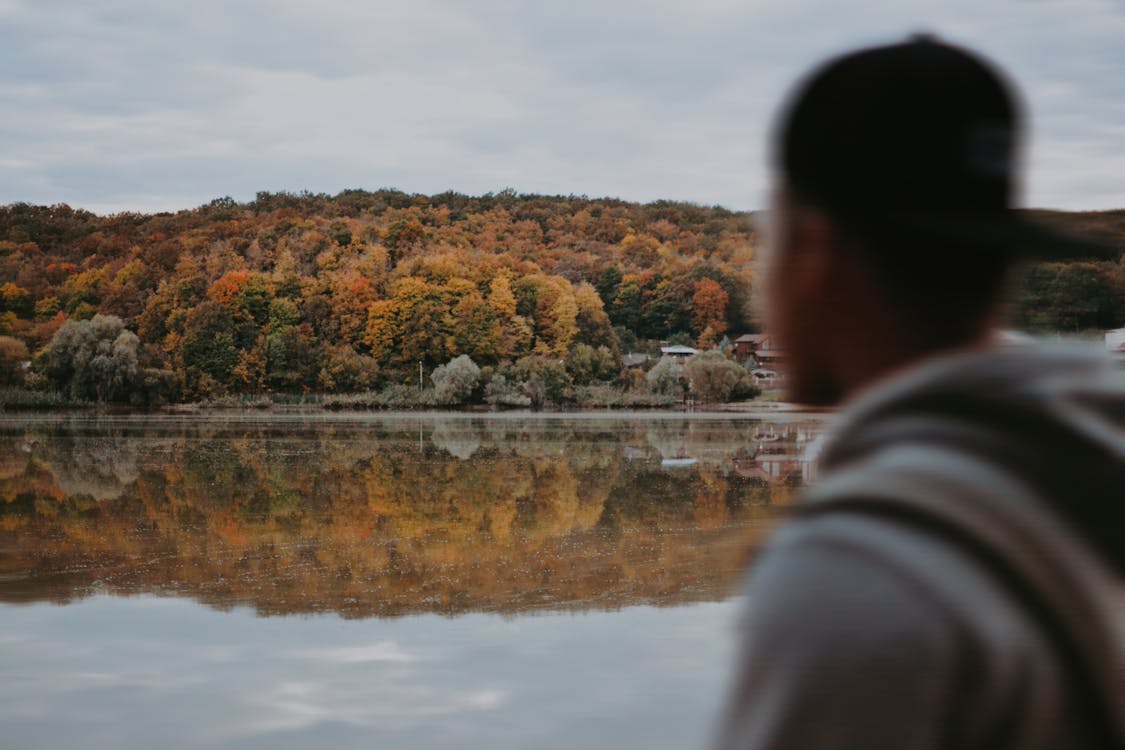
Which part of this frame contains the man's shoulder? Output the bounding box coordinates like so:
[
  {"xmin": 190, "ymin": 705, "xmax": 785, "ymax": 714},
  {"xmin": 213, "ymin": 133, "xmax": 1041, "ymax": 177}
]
[
  {"xmin": 722, "ymin": 510, "xmax": 1063, "ymax": 750},
  {"xmin": 750, "ymin": 510, "xmax": 1043, "ymax": 646}
]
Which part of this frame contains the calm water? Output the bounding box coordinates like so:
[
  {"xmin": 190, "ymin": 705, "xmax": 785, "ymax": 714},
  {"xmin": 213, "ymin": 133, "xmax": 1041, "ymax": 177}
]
[{"xmin": 0, "ymin": 412, "xmax": 826, "ymax": 750}]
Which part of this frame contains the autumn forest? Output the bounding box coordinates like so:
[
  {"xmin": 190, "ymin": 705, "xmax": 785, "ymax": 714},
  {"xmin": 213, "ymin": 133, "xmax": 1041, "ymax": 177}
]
[{"xmin": 0, "ymin": 191, "xmax": 1122, "ymax": 408}]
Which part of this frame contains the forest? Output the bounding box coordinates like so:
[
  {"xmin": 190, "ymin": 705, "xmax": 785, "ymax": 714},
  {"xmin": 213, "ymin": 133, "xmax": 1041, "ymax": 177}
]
[{"xmin": 0, "ymin": 190, "xmax": 1122, "ymax": 407}]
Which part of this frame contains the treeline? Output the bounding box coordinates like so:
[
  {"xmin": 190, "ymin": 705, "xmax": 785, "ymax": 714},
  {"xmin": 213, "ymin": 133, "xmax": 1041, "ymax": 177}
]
[
  {"xmin": 0, "ymin": 191, "xmax": 1121, "ymax": 405},
  {"xmin": 0, "ymin": 190, "xmax": 755, "ymax": 405}
]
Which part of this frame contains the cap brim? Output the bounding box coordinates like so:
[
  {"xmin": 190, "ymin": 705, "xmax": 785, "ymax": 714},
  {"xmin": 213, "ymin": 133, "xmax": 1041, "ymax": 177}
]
[{"xmin": 883, "ymin": 209, "xmax": 1116, "ymax": 261}]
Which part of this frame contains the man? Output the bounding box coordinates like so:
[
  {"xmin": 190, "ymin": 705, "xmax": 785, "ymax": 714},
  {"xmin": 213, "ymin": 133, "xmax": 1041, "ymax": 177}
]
[{"xmin": 714, "ymin": 36, "xmax": 1123, "ymax": 749}]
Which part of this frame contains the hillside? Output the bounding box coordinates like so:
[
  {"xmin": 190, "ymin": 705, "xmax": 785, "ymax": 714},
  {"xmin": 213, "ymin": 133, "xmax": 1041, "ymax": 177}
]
[{"xmin": 0, "ymin": 190, "xmax": 1121, "ymax": 404}]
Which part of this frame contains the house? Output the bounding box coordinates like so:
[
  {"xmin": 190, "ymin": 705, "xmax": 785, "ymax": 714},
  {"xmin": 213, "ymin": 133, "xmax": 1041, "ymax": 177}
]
[
  {"xmin": 1106, "ymin": 330, "xmax": 1125, "ymax": 368},
  {"xmin": 733, "ymin": 333, "xmax": 770, "ymax": 359},
  {"xmin": 1106, "ymin": 328, "xmax": 1125, "ymax": 352},
  {"xmin": 753, "ymin": 348, "xmax": 786, "ymax": 367},
  {"xmin": 733, "ymin": 333, "xmax": 786, "ymax": 368},
  {"xmin": 733, "ymin": 333, "xmax": 780, "ymax": 359},
  {"xmin": 659, "ymin": 345, "xmax": 698, "ymax": 363}
]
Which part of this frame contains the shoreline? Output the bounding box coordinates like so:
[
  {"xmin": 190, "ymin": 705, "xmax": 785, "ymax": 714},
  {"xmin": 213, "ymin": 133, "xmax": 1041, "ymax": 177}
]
[{"xmin": 0, "ymin": 401, "xmax": 831, "ymax": 423}]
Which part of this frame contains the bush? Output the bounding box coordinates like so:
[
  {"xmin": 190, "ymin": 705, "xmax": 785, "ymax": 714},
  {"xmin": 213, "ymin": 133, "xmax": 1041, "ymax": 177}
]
[
  {"xmin": 431, "ymin": 355, "xmax": 481, "ymax": 405},
  {"xmin": 512, "ymin": 355, "xmax": 572, "ymax": 408},
  {"xmin": 484, "ymin": 373, "xmax": 531, "ymax": 407},
  {"xmin": 730, "ymin": 374, "xmax": 762, "ymax": 402},
  {"xmin": 0, "ymin": 388, "xmax": 91, "ymax": 411},
  {"xmin": 377, "ymin": 383, "xmax": 435, "ymax": 408},
  {"xmin": 132, "ymin": 368, "xmax": 180, "ymax": 408},
  {"xmin": 572, "ymin": 384, "xmax": 676, "ymax": 408},
  {"xmin": 565, "ymin": 343, "xmax": 619, "ymax": 385},
  {"xmin": 684, "ymin": 351, "xmax": 751, "ymax": 403},
  {"xmin": 645, "ymin": 357, "xmax": 685, "ymax": 396}
]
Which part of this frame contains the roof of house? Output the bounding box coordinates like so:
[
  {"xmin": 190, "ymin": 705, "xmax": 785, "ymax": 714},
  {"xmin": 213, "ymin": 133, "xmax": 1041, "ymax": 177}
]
[
  {"xmin": 734, "ymin": 333, "xmax": 769, "ymax": 344},
  {"xmin": 660, "ymin": 345, "xmax": 698, "ymax": 355},
  {"xmin": 622, "ymin": 353, "xmax": 649, "ymax": 367}
]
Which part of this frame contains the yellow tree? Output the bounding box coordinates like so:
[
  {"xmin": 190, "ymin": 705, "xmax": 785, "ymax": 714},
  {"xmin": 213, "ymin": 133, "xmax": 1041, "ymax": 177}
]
[
  {"xmin": 363, "ymin": 298, "xmax": 398, "ymax": 363},
  {"xmin": 488, "ymin": 275, "xmax": 532, "ymax": 359},
  {"xmin": 573, "ymin": 281, "xmax": 616, "ymax": 350}
]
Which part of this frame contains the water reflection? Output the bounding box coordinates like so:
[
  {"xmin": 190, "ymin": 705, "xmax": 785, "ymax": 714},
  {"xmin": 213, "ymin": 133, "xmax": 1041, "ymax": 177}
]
[{"xmin": 0, "ymin": 414, "xmax": 826, "ymax": 618}]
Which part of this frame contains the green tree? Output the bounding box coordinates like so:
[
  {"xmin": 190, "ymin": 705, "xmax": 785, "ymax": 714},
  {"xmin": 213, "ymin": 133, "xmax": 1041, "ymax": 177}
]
[
  {"xmin": 43, "ymin": 314, "xmax": 141, "ymax": 401},
  {"xmin": 566, "ymin": 343, "xmax": 619, "ymax": 385},
  {"xmin": 1013, "ymin": 262, "xmax": 1118, "ymax": 331},
  {"xmin": 513, "ymin": 355, "xmax": 572, "ymax": 408},
  {"xmin": 181, "ymin": 301, "xmax": 240, "ymax": 390},
  {"xmin": 266, "ymin": 324, "xmax": 320, "ymax": 392}
]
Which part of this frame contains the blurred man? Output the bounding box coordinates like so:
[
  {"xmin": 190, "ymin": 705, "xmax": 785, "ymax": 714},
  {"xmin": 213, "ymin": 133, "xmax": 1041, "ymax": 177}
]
[{"xmin": 714, "ymin": 36, "xmax": 1123, "ymax": 749}]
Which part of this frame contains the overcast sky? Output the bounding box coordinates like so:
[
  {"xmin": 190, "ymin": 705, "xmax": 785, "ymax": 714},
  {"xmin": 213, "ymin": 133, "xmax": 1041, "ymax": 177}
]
[{"xmin": 2, "ymin": 0, "xmax": 1123, "ymax": 215}]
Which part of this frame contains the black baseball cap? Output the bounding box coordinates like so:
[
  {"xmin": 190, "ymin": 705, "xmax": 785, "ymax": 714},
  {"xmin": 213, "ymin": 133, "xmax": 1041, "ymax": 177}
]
[{"xmin": 775, "ymin": 34, "xmax": 1104, "ymax": 260}]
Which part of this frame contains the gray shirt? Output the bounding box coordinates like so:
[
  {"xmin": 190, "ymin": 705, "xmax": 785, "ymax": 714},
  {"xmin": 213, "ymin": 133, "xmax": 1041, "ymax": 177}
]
[{"xmin": 713, "ymin": 345, "xmax": 1124, "ymax": 750}]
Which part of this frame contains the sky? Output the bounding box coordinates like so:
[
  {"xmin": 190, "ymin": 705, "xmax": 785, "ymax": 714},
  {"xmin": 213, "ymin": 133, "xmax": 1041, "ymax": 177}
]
[{"xmin": 2, "ymin": 0, "xmax": 1124, "ymax": 215}]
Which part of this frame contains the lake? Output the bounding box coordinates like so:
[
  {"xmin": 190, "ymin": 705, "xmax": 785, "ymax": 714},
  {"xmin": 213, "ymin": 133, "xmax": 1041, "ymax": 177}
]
[{"xmin": 0, "ymin": 412, "xmax": 827, "ymax": 750}]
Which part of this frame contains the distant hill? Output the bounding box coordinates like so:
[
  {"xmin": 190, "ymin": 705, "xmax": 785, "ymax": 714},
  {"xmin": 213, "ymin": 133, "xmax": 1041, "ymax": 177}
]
[
  {"xmin": 0, "ymin": 190, "xmax": 1120, "ymax": 401},
  {"xmin": 1025, "ymin": 209, "xmax": 1125, "ymax": 259}
]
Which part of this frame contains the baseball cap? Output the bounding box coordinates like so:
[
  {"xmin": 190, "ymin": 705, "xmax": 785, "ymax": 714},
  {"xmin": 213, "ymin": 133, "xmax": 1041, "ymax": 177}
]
[{"xmin": 775, "ymin": 34, "xmax": 1105, "ymax": 260}]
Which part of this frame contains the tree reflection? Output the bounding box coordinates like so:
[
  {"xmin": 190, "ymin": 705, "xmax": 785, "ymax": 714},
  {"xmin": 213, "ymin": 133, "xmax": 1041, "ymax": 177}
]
[{"xmin": 0, "ymin": 416, "xmax": 824, "ymax": 618}]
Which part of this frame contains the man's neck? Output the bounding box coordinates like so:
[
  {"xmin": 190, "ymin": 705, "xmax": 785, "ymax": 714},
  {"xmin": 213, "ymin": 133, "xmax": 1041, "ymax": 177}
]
[{"xmin": 836, "ymin": 326, "xmax": 998, "ymax": 406}]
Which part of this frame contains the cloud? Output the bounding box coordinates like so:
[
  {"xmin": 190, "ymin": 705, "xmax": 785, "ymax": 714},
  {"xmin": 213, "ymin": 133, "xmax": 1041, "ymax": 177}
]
[
  {"xmin": 1, "ymin": 0, "xmax": 1123, "ymax": 212},
  {"xmin": 223, "ymin": 680, "xmax": 507, "ymax": 737},
  {"xmin": 288, "ymin": 640, "xmax": 419, "ymax": 665}
]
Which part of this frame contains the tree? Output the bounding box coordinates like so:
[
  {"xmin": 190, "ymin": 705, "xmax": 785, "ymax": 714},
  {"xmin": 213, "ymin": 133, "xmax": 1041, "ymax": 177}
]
[
  {"xmin": 488, "ymin": 276, "xmax": 532, "ymax": 359},
  {"xmin": 318, "ymin": 345, "xmax": 380, "ymax": 392},
  {"xmin": 0, "ymin": 283, "xmax": 32, "ymax": 317},
  {"xmin": 1013, "ymin": 262, "xmax": 1118, "ymax": 331},
  {"xmin": 266, "ymin": 323, "xmax": 319, "ymax": 392},
  {"xmin": 692, "ymin": 278, "xmax": 729, "ymax": 338},
  {"xmin": 431, "ymin": 355, "xmax": 481, "ymax": 405},
  {"xmin": 43, "ymin": 314, "xmax": 141, "ymax": 401},
  {"xmin": 573, "ymin": 282, "xmax": 617, "ymax": 350},
  {"xmin": 512, "ymin": 355, "xmax": 572, "ymax": 408},
  {"xmin": 451, "ymin": 288, "xmax": 503, "ymax": 363},
  {"xmin": 181, "ymin": 301, "xmax": 240, "ymax": 390},
  {"xmin": 610, "ymin": 276, "xmax": 644, "ymax": 331},
  {"xmin": 364, "ymin": 276, "xmax": 455, "ymax": 369},
  {"xmin": 0, "ymin": 335, "xmax": 29, "ymax": 386},
  {"xmin": 566, "ymin": 343, "xmax": 619, "ymax": 385}
]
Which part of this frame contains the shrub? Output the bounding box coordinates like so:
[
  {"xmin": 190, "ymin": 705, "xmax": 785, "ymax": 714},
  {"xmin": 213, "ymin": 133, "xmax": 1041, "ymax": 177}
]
[
  {"xmin": 645, "ymin": 357, "xmax": 685, "ymax": 396},
  {"xmin": 572, "ymin": 384, "xmax": 676, "ymax": 408},
  {"xmin": 512, "ymin": 355, "xmax": 572, "ymax": 408},
  {"xmin": 431, "ymin": 355, "xmax": 481, "ymax": 405},
  {"xmin": 0, "ymin": 388, "xmax": 91, "ymax": 411},
  {"xmin": 684, "ymin": 351, "xmax": 750, "ymax": 403},
  {"xmin": 484, "ymin": 373, "xmax": 531, "ymax": 407},
  {"xmin": 565, "ymin": 343, "xmax": 619, "ymax": 385}
]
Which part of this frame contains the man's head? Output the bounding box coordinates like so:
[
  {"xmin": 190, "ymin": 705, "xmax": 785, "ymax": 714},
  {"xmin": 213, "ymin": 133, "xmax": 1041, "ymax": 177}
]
[{"xmin": 764, "ymin": 35, "xmax": 1029, "ymax": 405}]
